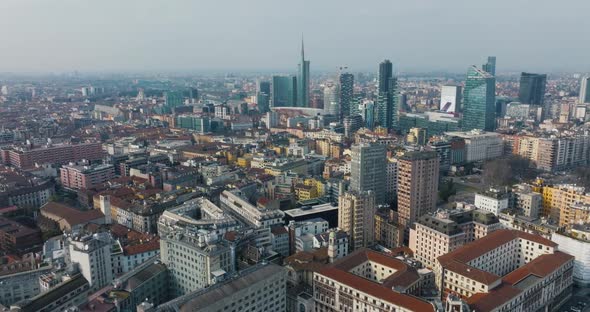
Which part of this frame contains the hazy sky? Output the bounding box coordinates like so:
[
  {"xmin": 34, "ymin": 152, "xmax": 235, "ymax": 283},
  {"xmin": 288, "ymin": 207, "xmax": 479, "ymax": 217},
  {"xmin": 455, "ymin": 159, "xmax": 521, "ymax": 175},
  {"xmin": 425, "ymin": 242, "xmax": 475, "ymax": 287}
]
[{"xmin": 0, "ymin": 0, "xmax": 589, "ymax": 73}]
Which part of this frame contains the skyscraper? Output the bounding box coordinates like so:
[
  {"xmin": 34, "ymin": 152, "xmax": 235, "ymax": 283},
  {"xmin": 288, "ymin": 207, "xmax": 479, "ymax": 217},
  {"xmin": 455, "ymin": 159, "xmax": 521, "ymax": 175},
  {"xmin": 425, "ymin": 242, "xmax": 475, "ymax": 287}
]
[
  {"xmin": 297, "ymin": 39, "xmax": 310, "ymax": 107},
  {"xmin": 339, "ymin": 72, "xmax": 354, "ymax": 120},
  {"xmin": 462, "ymin": 66, "xmax": 496, "ymax": 131},
  {"xmin": 271, "ymin": 75, "xmax": 297, "ymax": 107},
  {"xmin": 165, "ymin": 91, "xmax": 184, "ymax": 113},
  {"xmin": 482, "ymin": 56, "xmax": 496, "ymax": 76},
  {"xmin": 519, "ymin": 72, "xmax": 547, "ymax": 105},
  {"xmin": 338, "ymin": 190, "xmax": 376, "ymax": 250},
  {"xmin": 397, "ymin": 151, "xmax": 439, "ymax": 241},
  {"xmin": 580, "ymin": 76, "xmax": 590, "ymax": 104},
  {"xmin": 350, "ymin": 143, "xmax": 387, "ymax": 204},
  {"xmin": 323, "ymin": 81, "xmax": 339, "ymax": 115},
  {"xmin": 256, "ymin": 80, "xmax": 271, "ymax": 113},
  {"xmin": 440, "ymin": 85, "xmax": 462, "ymax": 113},
  {"xmin": 376, "ymin": 60, "xmax": 399, "ymax": 130}
]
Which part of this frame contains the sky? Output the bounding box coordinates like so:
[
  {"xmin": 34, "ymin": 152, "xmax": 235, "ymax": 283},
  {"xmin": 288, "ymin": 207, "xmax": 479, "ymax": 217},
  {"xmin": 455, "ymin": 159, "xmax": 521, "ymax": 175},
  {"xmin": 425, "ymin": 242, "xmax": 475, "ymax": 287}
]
[{"xmin": 0, "ymin": 0, "xmax": 589, "ymax": 74}]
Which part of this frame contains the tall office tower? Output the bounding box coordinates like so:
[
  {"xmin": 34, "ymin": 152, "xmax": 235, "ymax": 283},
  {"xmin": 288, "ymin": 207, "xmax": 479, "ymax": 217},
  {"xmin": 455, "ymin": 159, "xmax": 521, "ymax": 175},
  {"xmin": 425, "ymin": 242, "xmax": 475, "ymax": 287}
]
[
  {"xmin": 462, "ymin": 66, "xmax": 496, "ymax": 131},
  {"xmin": 271, "ymin": 75, "xmax": 297, "ymax": 107},
  {"xmin": 189, "ymin": 87, "xmax": 199, "ymax": 104},
  {"xmin": 350, "ymin": 143, "xmax": 387, "ymax": 204},
  {"xmin": 376, "ymin": 60, "xmax": 399, "ymax": 130},
  {"xmin": 165, "ymin": 91, "xmax": 184, "ymax": 111},
  {"xmin": 519, "ymin": 72, "xmax": 547, "ymax": 105},
  {"xmin": 397, "ymin": 151, "xmax": 439, "ymax": 239},
  {"xmin": 338, "ymin": 191, "xmax": 376, "ymax": 250},
  {"xmin": 256, "ymin": 80, "xmax": 271, "ymax": 113},
  {"xmin": 297, "ymin": 39, "xmax": 310, "ymax": 107},
  {"xmin": 440, "ymin": 85, "xmax": 462, "ymax": 113},
  {"xmin": 482, "ymin": 56, "xmax": 496, "ymax": 76},
  {"xmin": 339, "ymin": 72, "xmax": 354, "ymax": 120},
  {"xmin": 323, "ymin": 81, "xmax": 339, "ymax": 115},
  {"xmin": 580, "ymin": 76, "xmax": 590, "ymax": 104}
]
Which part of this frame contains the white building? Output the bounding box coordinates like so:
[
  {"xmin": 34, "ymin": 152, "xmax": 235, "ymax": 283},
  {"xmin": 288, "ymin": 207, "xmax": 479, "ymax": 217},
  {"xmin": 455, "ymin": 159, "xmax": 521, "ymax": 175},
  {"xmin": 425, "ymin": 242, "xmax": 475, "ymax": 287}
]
[
  {"xmin": 440, "ymin": 85, "xmax": 462, "ymax": 113},
  {"xmin": 219, "ymin": 190, "xmax": 284, "ymax": 228},
  {"xmin": 323, "ymin": 81, "xmax": 339, "ymax": 115},
  {"xmin": 552, "ymin": 225, "xmax": 590, "ymax": 286},
  {"xmin": 474, "ymin": 188, "xmax": 510, "ymax": 215},
  {"xmin": 445, "ymin": 130, "xmax": 503, "ymax": 163},
  {"xmin": 68, "ymin": 232, "xmax": 114, "ymax": 292}
]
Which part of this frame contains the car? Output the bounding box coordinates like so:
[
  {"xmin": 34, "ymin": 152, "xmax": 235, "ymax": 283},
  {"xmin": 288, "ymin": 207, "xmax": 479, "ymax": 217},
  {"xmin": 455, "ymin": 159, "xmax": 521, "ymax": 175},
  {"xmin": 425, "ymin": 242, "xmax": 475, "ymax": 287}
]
[{"xmin": 571, "ymin": 306, "xmax": 581, "ymax": 312}]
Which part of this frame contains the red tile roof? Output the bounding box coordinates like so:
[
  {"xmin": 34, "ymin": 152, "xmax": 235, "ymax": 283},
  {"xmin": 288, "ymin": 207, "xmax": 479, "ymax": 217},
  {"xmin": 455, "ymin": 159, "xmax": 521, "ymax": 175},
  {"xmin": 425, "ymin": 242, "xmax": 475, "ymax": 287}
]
[
  {"xmin": 123, "ymin": 237, "xmax": 160, "ymax": 256},
  {"xmin": 40, "ymin": 202, "xmax": 104, "ymax": 228}
]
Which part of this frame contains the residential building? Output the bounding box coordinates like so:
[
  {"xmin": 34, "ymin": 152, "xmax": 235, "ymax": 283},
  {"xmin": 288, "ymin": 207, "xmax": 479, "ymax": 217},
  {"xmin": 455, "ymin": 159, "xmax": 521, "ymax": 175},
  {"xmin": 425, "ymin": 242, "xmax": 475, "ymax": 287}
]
[
  {"xmin": 68, "ymin": 233, "xmax": 114, "ymax": 292},
  {"xmin": 11, "ymin": 274, "xmax": 89, "ymax": 312},
  {"xmin": 157, "ymin": 263, "xmax": 286, "ymax": 312},
  {"xmin": 1, "ymin": 142, "xmax": 104, "ymax": 169},
  {"xmin": 552, "ymin": 224, "xmax": 590, "ymax": 286},
  {"xmin": 474, "ymin": 188, "xmax": 510, "ymax": 215},
  {"xmin": 462, "ymin": 66, "xmax": 495, "ymax": 132},
  {"xmin": 385, "ymin": 157, "xmax": 398, "ymax": 204},
  {"xmin": 313, "ymin": 249, "xmax": 436, "ymax": 312},
  {"xmin": 437, "ymin": 229, "xmax": 573, "ymax": 311},
  {"xmin": 0, "ymin": 217, "xmax": 42, "ymax": 255},
  {"xmin": 409, "ymin": 208, "xmax": 500, "ymax": 269},
  {"xmin": 397, "ymin": 151, "xmax": 439, "ymax": 235},
  {"xmin": 339, "ymin": 72, "xmax": 354, "ymax": 120},
  {"xmin": 338, "ymin": 191, "xmax": 376, "ymax": 251},
  {"xmin": 0, "ymin": 264, "xmax": 52, "ymax": 307},
  {"xmin": 219, "ymin": 190, "xmax": 284, "ymax": 228},
  {"xmin": 350, "ymin": 143, "xmax": 387, "ymax": 204},
  {"xmin": 60, "ymin": 163, "xmax": 115, "ymax": 190}
]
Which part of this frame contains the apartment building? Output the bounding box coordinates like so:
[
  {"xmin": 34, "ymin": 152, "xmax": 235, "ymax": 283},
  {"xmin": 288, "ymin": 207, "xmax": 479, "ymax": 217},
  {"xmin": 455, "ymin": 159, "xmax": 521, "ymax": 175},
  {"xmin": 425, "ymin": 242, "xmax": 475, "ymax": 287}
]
[{"xmin": 60, "ymin": 163, "xmax": 115, "ymax": 190}]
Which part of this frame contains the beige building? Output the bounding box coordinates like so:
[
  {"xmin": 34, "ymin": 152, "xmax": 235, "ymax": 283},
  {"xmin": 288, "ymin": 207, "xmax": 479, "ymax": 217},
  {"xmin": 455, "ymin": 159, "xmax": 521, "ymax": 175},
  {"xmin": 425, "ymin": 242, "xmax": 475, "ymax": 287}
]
[
  {"xmin": 313, "ymin": 249, "xmax": 435, "ymax": 312},
  {"xmin": 409, "ymin": 208, "xmax": 500, "ymax": 269},
  {"xmin": 437, "ymin": 229, "xmax": 574, "ymax": 311},
  {"xmin": 338, "ymin": 191, "xmax": 376, "ymax": 251},
  {"xmin": 397, "ymin": 151, "xmax": 439, "ymax": 238}
]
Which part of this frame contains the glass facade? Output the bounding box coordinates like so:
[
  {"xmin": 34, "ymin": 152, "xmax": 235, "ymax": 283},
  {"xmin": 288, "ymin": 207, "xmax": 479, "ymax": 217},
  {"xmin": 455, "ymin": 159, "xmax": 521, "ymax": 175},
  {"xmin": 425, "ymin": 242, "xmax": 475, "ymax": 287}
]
[
  {"xmin": 462, "ymin": 66, "xmax": 496, "ymax": 132},
  {"xmin": 519, "ymin": 72, "xmax": 547, "ymax": 105},
  {"xmin": 271, "ymin": 76, "xmax": 297, "ymax": 107}
]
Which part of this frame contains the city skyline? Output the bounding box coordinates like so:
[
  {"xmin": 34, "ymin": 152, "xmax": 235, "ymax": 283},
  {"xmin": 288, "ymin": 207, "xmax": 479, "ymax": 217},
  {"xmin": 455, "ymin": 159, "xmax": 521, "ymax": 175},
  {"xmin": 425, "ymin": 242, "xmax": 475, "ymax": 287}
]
[{"xmin": 1, "ymin": 0, "xmax": 590, "ymax": 73}]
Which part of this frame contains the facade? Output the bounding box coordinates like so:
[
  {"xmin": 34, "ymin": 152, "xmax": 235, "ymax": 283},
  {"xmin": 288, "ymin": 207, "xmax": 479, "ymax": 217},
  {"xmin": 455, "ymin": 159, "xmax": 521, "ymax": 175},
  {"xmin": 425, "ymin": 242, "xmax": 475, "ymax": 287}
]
[
  {"xmin": 509, "ymin": 134, "xmax": 590, "ymax": 172},
  {"xmin": 580, "ymin": 76, "xmax": 590, "ymax": 104},
  {"xmin": 518, "ymin": 72, "xmax": 547, "ymax": 106},
  {"xmin": 157, "ymin": 263, "xmax": 287, "ymax": 312},
  {"xmin": 272, "ymin": 75, "xmax": 297, "ymax": 107},
  {"xmin": 11, "ymin": 274, "xmax": 89, "ymax": 312},
  {"xmin": 376, "ymin": 60, "xmax": 399, "ymax": 130},
  {"xmin": 385, "ymin": 157, "xmax": 398, "ymax": 204},
  {"xmin": 409, "ymin": 208, "xmax": 500, "ymax": 269},
  {"xmin": 445, "ymin": 130, "xmax": 503, "ymax": 163},
  {"xmin": 462, "ymin": 66, "xmax": 496, "ymax": 132},
  {"xmin": 482, "ymin": 56, "xmax": 496, "ymax": 76},
  {"xmin": 297, "ymin": 40, "xmax": 310, "ymax": 108},
  {"xmin": 512, "ymin": 185, "xmax": 542, "ymax": 218},
  {"xmin": 474, "ymin": 188, "xmax": 510, "ymax": 215},
  {"xmin": 175, "ymin": 115, "xmax": 211, "ymax": 133},
  {"xmin": 349, "ymin": 143, "xmax": 387, "ymax": 204},
  {"xmin": 339, "ymin": 72, "xmax": 354, "ymax": 120},
  {"xmin": 338, "ymin": 191, "xmax": 376, "ymax": 251},
  {"xmin": 343, "ymin": 114, "xmax": 363, "ymax": 138},
  {"xmin": 323, "ymin": 81, "xmax": 339, "ymax": 115},
  {"xmin": 0, "ymin": 266, "xmax": 52, "ymax": 307},
  {"xmin": 437, "ymin": 229, "xmax": 573, "ymax": 311},
  {"xmin": 552, "ymin": 226, "xmax": 590, "ymax": 286},
  {"xmin": 313, "ymin": 249, "xmax": 435, "ymax": 312},
  {"xmin": 0, "ymin": 217, "xmax": 42, "ymax": 255},
  {"xmin": 540, "ymin": 184, "xmax": 590, "ymax": 226},
  {"xmin": 158, "ymin": 198, "xmax": 237, "ymax": 297},
  {"xmin": 1, "ymin": 142, "xmax": 104, "ymax": 169},
  {"xmin": 440, "ymin": 85, "xmax": 462, "ymax": 113},
  {"xmin": 68, "ymin": 233, "xmax": 114, "ymax": 292},
  {"xmin": 397, "ymin": 151, "xmax": 439, "ymax": 233},
  {"xmin": 60, "ymin": 163, "xmax": 115, "ymax": 190},
  {"xmin": 219, "ymin": 190, "xmax": 284, "ymax": 228}
]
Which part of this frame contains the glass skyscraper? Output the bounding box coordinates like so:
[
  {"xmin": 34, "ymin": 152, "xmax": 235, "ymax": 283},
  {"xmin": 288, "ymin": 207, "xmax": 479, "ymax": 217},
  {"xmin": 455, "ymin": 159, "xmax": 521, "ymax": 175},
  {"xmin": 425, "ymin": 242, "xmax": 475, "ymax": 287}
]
[
  {"xmin": 339, "ymin": 72, "xmax": 354, "ymax": 121},
  {"xmin": 350, "ymin": 143, "xmax": 387, "ymax": 204},
  {"xmin": 482, "ymin": 56, "xmax": 496, "ymax": 76},
  {"xmin": 376, "ymin": 60, "xmax": 399, "ymax": 130},
  {"xmin": 580, "ymin": 76, "xmax": 590, "ymax": 104},
  {"xmin": 297, "ymin": 39, "xmax": 310, "ymax": 107},
  {"xmin": 519, "ymin": 72, "xmax": 547, "ymax": 105},
  {"xmin": 256, "ymin": 81, "xmax": 271, "ymax": 113},
  {"xmin": 165, "ymin": 91, "xmax": 184, "ymax": 113},
  {"xmin": 462, "ymin": 66, "xmax": 496, "ymax": 132},
  {"xmin": 271, "ymin": 76, "xmax": 297, "ymax": 107}
]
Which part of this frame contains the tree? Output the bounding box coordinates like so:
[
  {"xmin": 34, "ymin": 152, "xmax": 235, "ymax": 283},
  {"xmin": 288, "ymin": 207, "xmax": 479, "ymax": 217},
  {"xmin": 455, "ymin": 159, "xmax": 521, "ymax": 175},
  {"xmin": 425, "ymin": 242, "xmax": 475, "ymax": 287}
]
[
  {"xmin": 482, "ymin": 155, "xmax": 537, "ymax": 187},
  {"xmin": 439, "ymin": 179, "xmax": 457, "ymax": 203}
]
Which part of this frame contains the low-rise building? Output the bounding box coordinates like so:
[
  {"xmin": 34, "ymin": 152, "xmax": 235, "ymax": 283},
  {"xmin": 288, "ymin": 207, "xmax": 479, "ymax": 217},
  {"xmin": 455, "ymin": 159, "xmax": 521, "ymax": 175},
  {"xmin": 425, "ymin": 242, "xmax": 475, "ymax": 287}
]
[
  {"xmin": 474, "ymin": 188, "xmax": 510, "ymax": 215},
  {"xmin": 10, "ymin": 274, "xmax": 89, "ymax": 312},
  {"xmin": 552, "ymin": 224, "xmax": 590, "ymax": 286}
]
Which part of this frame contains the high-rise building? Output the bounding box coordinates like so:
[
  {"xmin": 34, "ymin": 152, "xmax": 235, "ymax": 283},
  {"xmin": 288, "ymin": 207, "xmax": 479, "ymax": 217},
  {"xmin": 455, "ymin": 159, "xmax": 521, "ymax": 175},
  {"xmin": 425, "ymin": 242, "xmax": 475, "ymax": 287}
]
[
  {"xmin": 338, "ymin": 191, "xmax": 376, "ymax": 250},
  {"xmin": 343, "ymin": 114, "xmax": 363, "ymax": 138},
  {"xmin": 165, "ymin": 91, "xmax": 184, "ymax": 111},
  {"xmin": 271, "ymin": 75, "xmax": 297, "ymax": 107},
  {"xmin": 376, "ymin": 60, "xmax": 399, "ymax": 130},
  {"xmin": 482, "ymin": 56, "xmax": 496, "ymax": 76},
  {"xmin": 580, "ymin": 76, "xmax": 590, "ymax": 104},
  {"xmin": 519, "ymin": 72, "xmax": 547, "ymax": 105},
  {"xmin": 350, "ymin": 143, "xmax": 387, "ymax": 204},
  {"xmin": 440, "ymin": 85, "xmax": 462, "ymax": 113},
  {"xmin": 256, "ymin": 81, "xmax": 271, "ymax": 113},
  {"xmin": 462, "ymin": 66, "xmax": 496, "ymax": 131},
  {"xmin": 297, "ymin": 39, "xmax": 310, "ymax": 107},
  {"xmin": 378, "ymin": 60, "xmax": 393, "ymax": 94},
  {"xmin": 323, "ymin": 81, "xmax": 339, "ymax": 115},
  {"xmin": 397, "ymin": 151, "xmax": 439, "ymax": 237},
  {"xmin": 339, "ymin": 72, "xmax": 354, "ymax": 120},
  {"xmin": 68, "ymin": 233, "xmax": 114, "ymax": 292}
]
